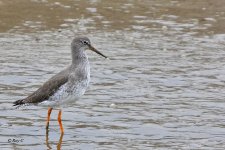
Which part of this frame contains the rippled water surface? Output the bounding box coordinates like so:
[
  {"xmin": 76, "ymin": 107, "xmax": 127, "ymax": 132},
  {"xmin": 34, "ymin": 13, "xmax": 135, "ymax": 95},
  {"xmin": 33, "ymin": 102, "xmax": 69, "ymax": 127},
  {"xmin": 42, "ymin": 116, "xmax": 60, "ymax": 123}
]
[{"xmin": 1, "ymin": 0, "xmax": 225, "ymax": 149}]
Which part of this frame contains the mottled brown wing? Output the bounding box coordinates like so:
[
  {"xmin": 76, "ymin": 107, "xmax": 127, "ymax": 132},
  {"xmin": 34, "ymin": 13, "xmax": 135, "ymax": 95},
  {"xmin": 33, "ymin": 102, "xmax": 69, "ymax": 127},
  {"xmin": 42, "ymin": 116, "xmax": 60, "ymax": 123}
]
[{"xmin": 13, "ymin": 68, "xmax": 69, "ymax": 106}]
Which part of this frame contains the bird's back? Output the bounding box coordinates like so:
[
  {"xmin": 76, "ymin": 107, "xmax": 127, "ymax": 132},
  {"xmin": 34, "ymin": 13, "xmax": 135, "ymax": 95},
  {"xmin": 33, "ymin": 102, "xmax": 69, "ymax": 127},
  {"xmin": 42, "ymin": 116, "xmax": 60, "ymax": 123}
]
[
  {"xmin": 13, "ymin": 58, "xmax": 90, "ymax": 106},
  {"xmin": 13, "ymin": 67, "xmax": 70, "ymax": 106},
  {"xmin": 43, "ymin": 59, "xmax": 90, "ymax": 106}
]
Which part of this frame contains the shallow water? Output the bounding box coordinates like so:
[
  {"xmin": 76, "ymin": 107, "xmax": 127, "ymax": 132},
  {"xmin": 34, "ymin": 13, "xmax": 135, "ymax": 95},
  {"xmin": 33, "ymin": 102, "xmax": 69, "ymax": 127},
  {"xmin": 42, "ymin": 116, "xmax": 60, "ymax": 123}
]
[{"xmin": 1, "ymin": 0, "xmax": 225, "ymax": 149}]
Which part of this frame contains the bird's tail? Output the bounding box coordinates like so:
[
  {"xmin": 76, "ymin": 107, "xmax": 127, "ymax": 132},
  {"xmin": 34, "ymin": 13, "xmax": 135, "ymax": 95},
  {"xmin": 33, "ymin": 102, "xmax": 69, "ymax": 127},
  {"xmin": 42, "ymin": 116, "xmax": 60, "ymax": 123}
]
[{"xmin": 13, "ymin": 99, "xmax": 25, "ymax": 106}]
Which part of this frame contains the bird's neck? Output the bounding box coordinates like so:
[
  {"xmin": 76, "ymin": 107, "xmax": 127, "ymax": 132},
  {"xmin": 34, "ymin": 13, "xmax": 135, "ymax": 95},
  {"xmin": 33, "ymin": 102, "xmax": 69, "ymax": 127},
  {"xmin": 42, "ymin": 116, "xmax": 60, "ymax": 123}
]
[
  {"xmin": 70, "ymin": 48, "xmax": 90, "ymax": 81},
  {"xmin": 71, "ymin": 48, "xmax": 88, "ymax": 65}
]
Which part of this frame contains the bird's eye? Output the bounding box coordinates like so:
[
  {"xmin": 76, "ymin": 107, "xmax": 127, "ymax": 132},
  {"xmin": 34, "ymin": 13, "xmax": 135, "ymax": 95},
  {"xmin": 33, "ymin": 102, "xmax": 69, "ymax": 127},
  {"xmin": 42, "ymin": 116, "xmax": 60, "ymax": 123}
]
[{"xmin": 82, "ymin": 40, "xmax": 89, "ymax": 45}]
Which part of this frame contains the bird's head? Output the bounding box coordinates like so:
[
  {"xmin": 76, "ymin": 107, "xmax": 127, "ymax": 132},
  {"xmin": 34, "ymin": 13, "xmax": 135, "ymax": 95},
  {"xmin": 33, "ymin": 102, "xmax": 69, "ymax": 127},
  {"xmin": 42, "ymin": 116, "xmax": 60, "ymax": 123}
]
[{"xmin": 71, "ymin": 37, "xmax": 107, "ymax": 58}]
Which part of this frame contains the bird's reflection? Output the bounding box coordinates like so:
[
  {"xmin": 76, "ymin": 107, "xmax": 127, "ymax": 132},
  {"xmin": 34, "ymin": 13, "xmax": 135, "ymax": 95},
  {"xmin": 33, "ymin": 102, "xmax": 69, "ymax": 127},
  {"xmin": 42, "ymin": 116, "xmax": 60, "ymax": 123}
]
[{"xmin": 46, "ymin": 129, "xmax": 64, "ymax": 150}]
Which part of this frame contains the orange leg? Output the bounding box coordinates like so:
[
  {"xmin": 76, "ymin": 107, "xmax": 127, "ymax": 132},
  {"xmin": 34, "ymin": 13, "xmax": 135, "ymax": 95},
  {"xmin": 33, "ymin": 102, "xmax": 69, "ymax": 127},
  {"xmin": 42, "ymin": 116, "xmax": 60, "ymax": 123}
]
[
  {"xmin": 46, "ymin": 107, "xmax": 53, "ymax": 130},
  {"xmin": 58, "ymin": 109, "xmax": 64, "ymax": 133}
]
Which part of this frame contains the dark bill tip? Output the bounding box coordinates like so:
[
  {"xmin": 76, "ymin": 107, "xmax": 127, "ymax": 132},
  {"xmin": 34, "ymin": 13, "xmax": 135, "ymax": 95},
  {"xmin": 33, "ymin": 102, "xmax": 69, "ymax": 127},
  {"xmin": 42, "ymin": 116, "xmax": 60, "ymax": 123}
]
[{"xmin": 88, "ymin": 45, "xmax": 107, "ymax": 58}]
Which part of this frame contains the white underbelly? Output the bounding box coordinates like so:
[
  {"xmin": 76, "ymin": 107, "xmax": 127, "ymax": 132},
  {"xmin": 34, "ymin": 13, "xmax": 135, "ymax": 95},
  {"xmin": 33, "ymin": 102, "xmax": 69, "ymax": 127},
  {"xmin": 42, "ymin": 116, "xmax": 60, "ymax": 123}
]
[{"xmin": 40, "ymin": 79, "xmax": 89, "ymax": 107}]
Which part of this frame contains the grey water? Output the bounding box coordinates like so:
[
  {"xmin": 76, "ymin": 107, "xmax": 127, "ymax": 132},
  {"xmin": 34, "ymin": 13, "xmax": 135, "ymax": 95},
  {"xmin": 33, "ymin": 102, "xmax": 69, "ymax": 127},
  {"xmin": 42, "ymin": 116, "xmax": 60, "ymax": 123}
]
[{"xmin": 0, "ymin": 0, "xmax": 225, "ymax": 149}]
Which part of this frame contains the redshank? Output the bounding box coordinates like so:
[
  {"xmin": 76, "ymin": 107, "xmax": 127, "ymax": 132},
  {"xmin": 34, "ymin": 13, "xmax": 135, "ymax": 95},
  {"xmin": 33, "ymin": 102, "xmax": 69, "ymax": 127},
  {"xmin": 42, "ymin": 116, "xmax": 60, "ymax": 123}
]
[{"xmin": 13, "ymin": 37, "xmax": 107, "ymax": 133}]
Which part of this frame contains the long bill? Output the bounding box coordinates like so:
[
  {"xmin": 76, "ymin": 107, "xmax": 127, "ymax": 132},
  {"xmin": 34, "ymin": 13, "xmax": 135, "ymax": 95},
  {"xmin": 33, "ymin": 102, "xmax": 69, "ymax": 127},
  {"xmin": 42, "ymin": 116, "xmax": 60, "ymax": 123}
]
[{"xmin": 88, "ymin": 44, "xmax": 107, "ymax": 58}]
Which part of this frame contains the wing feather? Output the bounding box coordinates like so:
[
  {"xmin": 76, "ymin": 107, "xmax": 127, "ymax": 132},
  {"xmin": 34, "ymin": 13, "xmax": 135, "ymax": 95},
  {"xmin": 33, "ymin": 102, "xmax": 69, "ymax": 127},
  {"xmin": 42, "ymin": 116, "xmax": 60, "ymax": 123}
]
[{"xmin": 13, "ymin": 68, "xmax": 69, "ymax": 106}]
